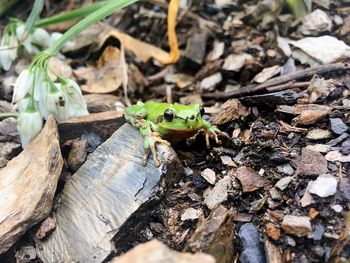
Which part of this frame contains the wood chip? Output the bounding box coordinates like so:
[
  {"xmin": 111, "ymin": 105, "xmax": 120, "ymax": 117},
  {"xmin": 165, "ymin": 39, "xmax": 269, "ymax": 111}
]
[
  {"xmin": 234, "ymin": 166, "xmax": 271, "ymax": 193},
  {"xmin": 36, "ymin": 124, "xmax": 181, "ymax": 262},
  {"xmin": 0, "ymin": 116, "xmax": 63, "ymax": 254}
]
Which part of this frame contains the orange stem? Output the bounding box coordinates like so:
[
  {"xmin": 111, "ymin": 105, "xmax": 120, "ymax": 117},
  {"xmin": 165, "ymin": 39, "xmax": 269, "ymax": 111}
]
[{"xmin": 165, "ymin": 0, "xmax": 179, "ymax": 64}]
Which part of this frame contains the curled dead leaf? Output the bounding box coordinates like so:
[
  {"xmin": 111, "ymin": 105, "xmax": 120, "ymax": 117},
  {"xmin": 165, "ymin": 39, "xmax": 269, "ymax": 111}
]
[{"xmin": 74, "ymin": 46, "xmax": 123, "ymax": 93}]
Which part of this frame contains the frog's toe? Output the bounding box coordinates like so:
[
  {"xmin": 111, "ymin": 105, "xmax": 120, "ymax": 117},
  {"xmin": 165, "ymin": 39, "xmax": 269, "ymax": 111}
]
[
  {"xmin": 205, "ymin": 133, "xmax": 211, "ymax": 149},
  {"xmin": 153, "ymin": 156, "xmax": 161, "ymax": 167},
  {"xmin": 143, "ymin": 133, "xmax": 170, "ymax": 167},
  {"xmin": 151, "ymin": 132, "xmax": 171, "ymax": 146},
  {"xmin": 143, "ymin": 148, "xmax": 150, "ymax": 166},
  {"xmin": 149, "ymin": 141, "xmax": 161, "ymax": 167}
]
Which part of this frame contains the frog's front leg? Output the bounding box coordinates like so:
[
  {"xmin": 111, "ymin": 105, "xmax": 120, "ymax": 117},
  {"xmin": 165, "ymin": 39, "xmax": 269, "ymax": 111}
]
[
  {"xmin": 202, "ymin": 120, "xmax": 224, "ymax": 148},
  {"xmin": 124, "ymin": 103, "xmax": 147, "ymax": 128},
  {"xmin": 140, "ymin": 121, "xmax": 171, "ymax": 167}
]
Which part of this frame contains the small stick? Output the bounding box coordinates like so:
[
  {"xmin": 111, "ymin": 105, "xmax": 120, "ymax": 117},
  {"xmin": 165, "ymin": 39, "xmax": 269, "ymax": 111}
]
[{"xmin": 203, "ymin": 62, "xmax": 350, "ymax": 99}]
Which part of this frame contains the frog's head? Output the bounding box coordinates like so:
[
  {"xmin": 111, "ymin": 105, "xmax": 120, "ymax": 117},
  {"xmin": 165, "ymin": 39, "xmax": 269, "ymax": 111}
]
[{"xmin": 157, "ymin": 104, "xmax": 205, "ymax": 132}]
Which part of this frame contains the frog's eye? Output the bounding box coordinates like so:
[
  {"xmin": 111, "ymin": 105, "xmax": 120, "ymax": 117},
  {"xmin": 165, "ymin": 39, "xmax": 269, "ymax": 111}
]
[
  {"xmin": 164, "ymin": 109, "xmax": 175, "ymax": 122},
  {"xmin": 199, "ymin": 105, "xmax": 205, "ymax": 116}
]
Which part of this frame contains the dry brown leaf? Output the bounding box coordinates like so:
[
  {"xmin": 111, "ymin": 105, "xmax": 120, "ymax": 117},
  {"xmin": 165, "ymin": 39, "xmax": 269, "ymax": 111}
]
[
  {"xmin": 100, "ymin": 30, "xmax": 170, "ymax": 63},
  {"xmin": 74, "ymin": 46, "xmax": 123, "ymax": 94}
]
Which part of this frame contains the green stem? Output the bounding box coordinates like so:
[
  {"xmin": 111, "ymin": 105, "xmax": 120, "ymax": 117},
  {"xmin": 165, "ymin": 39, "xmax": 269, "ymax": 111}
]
[
  {"xmin": 46, "ymin": 0, "xmax": 138, "ymax": 56},
  {"xmin": 0, "ymin": 112, "xmax": 18, "ymax": 118},
  {"xmin": 24, "ymin": 0, "xmax": 44, "ymax": 33},
  {"xmin": 35, "ymin": 0, "xmax": 109, "ymax": 27},
  {"xmin": 24, "ymin": 94, "xmax": 37, "ymax": 112}
]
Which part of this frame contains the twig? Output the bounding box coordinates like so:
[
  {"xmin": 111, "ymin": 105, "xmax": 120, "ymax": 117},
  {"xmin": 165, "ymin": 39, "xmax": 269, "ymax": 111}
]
[
  {"xmin": 266, "ymin": 81, "xmax": 310, "ymax": 92},
  {"xmin": 202, "ymin": 62, "xmax": 350, "ymax": 100}
]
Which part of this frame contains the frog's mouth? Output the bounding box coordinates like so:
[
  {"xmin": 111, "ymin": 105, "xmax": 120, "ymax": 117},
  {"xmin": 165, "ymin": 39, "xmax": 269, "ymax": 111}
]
[
  {"xmin": 160, "ymin": 128, "xmax": 200, "ymax": 141},
  {"xmin": 158, "ymin": 126, "xmax": 200, "ymax": 132}
]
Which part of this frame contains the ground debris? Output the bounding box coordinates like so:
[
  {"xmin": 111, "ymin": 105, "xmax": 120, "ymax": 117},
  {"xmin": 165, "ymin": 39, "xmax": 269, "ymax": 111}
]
[
  {"xmin": 309, "ymin": 174, "xmax": 338, "ymax": 198},
  {"xmin": 186, "ymin": 206, "xmax": 235, "ymax": 263},
  {"xmin": 233, "ymin": 166, "xmax": 271, "ymax": 193},
  {"xmin": 238, "ymin": 223, "xmax": 265, "ymax": 263},
  {"xmin": 15, "ymin": 246, "xmax": 36, "ymax": 263},
  {"xmin": 204, "ymin": 176, "xmax": 231, "ymax": 209},
  {"xmin": 110, "ymin": 239, "xmax": 215, "ymax": 263},
  {"xmin": 1, "ymin": 1, "xmax": 349, "ymax": 262},
  {"xmin": 36, "ymin": 124, "xmax": 181, "ymax": 262},
  {"xmin": 295, "ymin": 148, "xmax": 328, "ymax": 176},
  {"xmin": 0, "ymin": 116, "xmax": 63, "ymax": 254},
  {"xmin": 214, "ymin": 99, "xmax": 248, "ymax": 125},
  {"xmin": 35, "ymin": 217, "xmax": 57, "ymax": 240},
  {"xmin": 181, "ymin": 208, "xmax": 202, "ymax": 221},
  {"xmin": 264, "ymin": 240, "xmax": 282, "ymax": 263},
  {"xmin": 281, "ymin": 215, "xmax": 312, "ymax": 237}
]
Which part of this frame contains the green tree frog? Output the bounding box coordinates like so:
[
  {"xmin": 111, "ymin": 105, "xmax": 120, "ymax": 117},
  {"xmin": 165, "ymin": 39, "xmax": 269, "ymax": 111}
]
[{"xmin": 124, "ymin": 101, "xmax": 223, "ymax": 167}]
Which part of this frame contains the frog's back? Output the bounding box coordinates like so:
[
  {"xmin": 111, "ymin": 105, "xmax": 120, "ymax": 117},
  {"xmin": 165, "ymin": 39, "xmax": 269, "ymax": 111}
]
[{"xmin": 144, "ymin": 102, "xmax": 173, "ymax": 122}]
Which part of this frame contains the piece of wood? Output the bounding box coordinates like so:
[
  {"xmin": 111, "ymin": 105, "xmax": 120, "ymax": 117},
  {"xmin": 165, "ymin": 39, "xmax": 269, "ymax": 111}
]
[
  {"xmin": 57, "ymin": 111, "xmax": 125, "ymax": 142},
  {"xmin": 36, "ymin": 124, "xmax": 182, "ymax": 263},
  {"xmin": 0, "ymin": 116, "xmax": 63, "ymax": 254},
  {"xmin": 110, "ymin": 240, "xmax": 216, "ymax": 263}
]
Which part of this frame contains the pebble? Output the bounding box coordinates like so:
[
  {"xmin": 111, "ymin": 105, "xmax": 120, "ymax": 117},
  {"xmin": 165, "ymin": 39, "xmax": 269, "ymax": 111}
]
[
  {"xmin": 312, "ymin": 245, "xmax": 326, "ymax": 258},
  {"xmin": 0, "ymin": 117, "xmax": 20, "ymax": 143},
  {"xmin": 188, "ymin": 192, "xmax": 201, "ymax": 202},
  {"xmin": 276, "ymin": 163, "xmax": 294, "ymax": 175},
  {"xmin": 207, "ymin": 41, "xmax": 224, "ymax": 61},
  {"xmin": 306, "ymin": 129, "xmax": 332, "ymax": 140},
  {"xmin": 0, "ymin": 142, "xmax": 21, "ymax": 160},
  {"xmin": 309, "ymin": 174, "xmax": 338, "ymax": 198},
  {"xmin": 234, "ymin": 166, "xmax": 271, "ymax": 193},
  {"xmin": 238, "ymin": 223, "xmax": 266, "ymax": 263},
  {"xmin": 264, "ymin": 240, "xmax": 283, "ymax": 263},
  {"xmin": 193, "ymin": 174, "xmax": 209, "ymax": 189},
  {"xmin": 299, "ymin": 9, "xmax": 332, "ymax": 35},
  {"xmin": 343, "ymin": 98, "xmax": 350, "ymax": 107},
  {"xmin": 181, "ymin": 208, "xmax": 202, "ymax": 221},
  {"xmin": 300, "ymin": 182, "xmax": 314, "ymax": 207},
  {"xmin": 265, "ymin": 222, "xmax": 281, "ymax": 241},
  {"xmin": 35, "ymin": 217, "xmax": 57, "ymax": 239},
  {"xmin": 222, "ymin": 53, "xmax": 253, "ymax": 72},
  {"xmin": 282, "ymin": 215, "xmax": 312, "ymax": 237},
  {"xmin": 325, "ymin": 150, "xmax": 350, "ymax": 162},
  {"xmin": 200, "ymin": 72, "xmax": 222, "ymax": 91},
  {"xmin": 220, "ymin": 155, "xmax": 234, "ymax": 165},
  {"xmin": 330, "ymin": 118, "xmax": 348, "ymax": 135},
  {"xmin": 295, "ymin": 148, "xmax": 328, "ymax": 176},
  {"xmin": 327, "ymin": 133, "xmax": 349, "ymax": 146},
  {"xmin": 308, "ymin": 225, "xmax": 324, "ymax": 241},
  {"xmin": 340, "ymin": 139, "xmax": 350, "ymax": 155},
  {"xmin": 275, "ymin": 176, "xmax": 293, "ymax": 191},
  {"xmin": 204, "ymin": 176, "xmax": 231, "ymax": 209},
  {"xmin": 269, "ymin": 188, "xmax": 282, "ymax": 200},
  {"xmin": 331, "ymin": 204, "xmax": 343, "ymax": 213},
  {"xmin": 285, "ymin": 236, "xmax": 296, "ymax": 246},
  {"xmin": 306, "ymin": 144, "xmax": 331, "ymax": 153},
  {"xmin": 15, "ymin": 246, "xmax": 37, "ymax": 262},
  {"xmin": 184, "ymin": 167, "xmax": 194, "ymax": 176},
  {"xmin": 201, "ymin": 168, "xmax": 216, "ymax": 185}
]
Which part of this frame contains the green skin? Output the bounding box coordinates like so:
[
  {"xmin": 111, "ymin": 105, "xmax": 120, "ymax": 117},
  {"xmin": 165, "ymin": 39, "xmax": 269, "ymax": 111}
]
[{"xmin": 124, "ymin": 101, "xmax": 222, "ymax": 167}]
